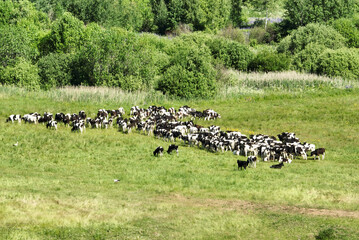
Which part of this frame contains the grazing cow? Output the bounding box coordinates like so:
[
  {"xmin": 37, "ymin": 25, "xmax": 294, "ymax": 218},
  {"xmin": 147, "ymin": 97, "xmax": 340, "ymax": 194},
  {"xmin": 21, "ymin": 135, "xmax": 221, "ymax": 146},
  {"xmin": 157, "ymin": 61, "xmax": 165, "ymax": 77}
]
[
  {"xmin": 167, "ymin": 144, "xmax": 179, "ymax": 155},
  {"xmin": 311, "ymin": 148, "xmax": 326, "ymax": 160},
  {"xmin": 79, "ymin": 110, "xmax": 86, "ymax": 120},
  {"xmin": 247, "ymin": 156, "xmax": 257, "ymax": 168},
  {"xmin": 237, "ymin": 160, "xmax": 249, "ymax": 170},
  {"xmin": 279, "ymin": 158, "xmax": 292, "ymax": 164},
  {"xmin": 71, "ymin": 120, "xmax": 85, "ymax": 133},
  {"xmin": 6, "ymin": 115, "xmax": 21, "ymax": 123},
  {"xmin": 46, "ymin": 120, "xmax": 58, "ymax": 130},
  {"xmin": 153, "ymin": 146, "xmax": 164, "ymax": 157},
  {"xmin": 55, "ymin": 113, "xmax": 64, "ymax": 122},
  {"xmin": 270, "ymin": 162, "xmax": 284, "ymax": 169}
]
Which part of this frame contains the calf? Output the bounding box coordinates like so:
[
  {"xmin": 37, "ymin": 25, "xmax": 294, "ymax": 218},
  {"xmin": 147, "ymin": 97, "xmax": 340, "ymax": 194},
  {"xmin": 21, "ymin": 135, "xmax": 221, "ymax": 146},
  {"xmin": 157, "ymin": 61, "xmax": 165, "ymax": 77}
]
[
  {"xmin": 153, "ymin": 146, "xmax": 164, "ymax": 157},
  {"xmin": 270, "ymin": 162, "xmax": 284, "ymax": 169},
  {"xmin": 237, "ymin": 160, "xmax": 249, "ymax": 170},
  {"xmin": 311, "ymin": 148, "xmax": 326, "ymax": 160},
  {"xmin": 167, "ymin": 144, "xmax": 179, "ymax": 155}
]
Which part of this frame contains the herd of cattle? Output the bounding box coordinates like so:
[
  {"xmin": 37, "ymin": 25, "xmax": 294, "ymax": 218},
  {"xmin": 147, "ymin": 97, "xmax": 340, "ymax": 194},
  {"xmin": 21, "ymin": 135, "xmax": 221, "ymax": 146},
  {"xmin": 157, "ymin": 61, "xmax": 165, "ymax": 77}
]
[{"xmin": 6, "ymin": 105, "xmax": 325, "ymax": 169}]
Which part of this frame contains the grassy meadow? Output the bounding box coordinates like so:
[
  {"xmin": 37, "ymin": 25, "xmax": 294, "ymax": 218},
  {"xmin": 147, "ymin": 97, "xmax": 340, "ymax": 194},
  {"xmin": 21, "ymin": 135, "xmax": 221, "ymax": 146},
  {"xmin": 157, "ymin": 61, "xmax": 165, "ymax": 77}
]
[{"xmin": 1, "ymin": 73, "xmax": 359, "ymax": 239}]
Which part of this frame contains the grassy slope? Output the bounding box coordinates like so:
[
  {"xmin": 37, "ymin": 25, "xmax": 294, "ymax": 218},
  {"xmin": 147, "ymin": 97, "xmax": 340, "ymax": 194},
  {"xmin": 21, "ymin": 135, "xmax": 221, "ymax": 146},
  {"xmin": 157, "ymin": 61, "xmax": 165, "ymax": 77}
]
[{"xmin": 0, "ymin": 87, "xmax": 359, "ymax": 239}]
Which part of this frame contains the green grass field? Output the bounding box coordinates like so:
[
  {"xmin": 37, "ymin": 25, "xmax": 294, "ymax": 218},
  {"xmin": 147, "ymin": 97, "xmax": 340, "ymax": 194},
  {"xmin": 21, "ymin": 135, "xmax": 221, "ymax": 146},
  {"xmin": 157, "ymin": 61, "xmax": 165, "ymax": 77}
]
[{"xmin": 1, "ymin": 83, "xmax": 359, "ymax": 239}]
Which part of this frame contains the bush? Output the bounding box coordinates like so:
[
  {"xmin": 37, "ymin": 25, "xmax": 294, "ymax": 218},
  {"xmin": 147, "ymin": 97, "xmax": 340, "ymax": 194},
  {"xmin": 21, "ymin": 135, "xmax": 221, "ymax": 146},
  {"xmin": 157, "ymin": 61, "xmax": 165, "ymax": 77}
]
[
  {"xmin": 292, "ymin": 43, "xmax": 327, "ymax": 73},
  {"xmin": 278, "ymin": 23, "xmax": 346, "ymax": 54},
  {"xmin": 249, "ymin": 47, "xmax": 291, "ymax": 72},
  {"xmin": 219, "ymin": 25, "xmax": 246, "ymax": 44},
  {"xmin": 37, "ymin": 53, "xmax": 73, "ymax": 89},
  {"xmin": 317, "ymin": 48, "xmax": 359, "ymax": 79},
  {"xmin": 157, "ymin": 40, "xmax": 217, "ymax": 98},
  {"xmin": 0, "ymin": 25, "xmax": 39, "ymax": 67},
  {"xmin": 0, "ymin": 57, "xmax": 40, "ymax": 90},
  {"xmin": 283, "ymin": 0, "xmax": 356, "ymax": 30},
  {"xmin": 207, "ymin": 37, "xmax": 253, "ymax": 71},
  {"xmin": 332, "ymin": 18, "xmax": 359, "ymax": 48}
]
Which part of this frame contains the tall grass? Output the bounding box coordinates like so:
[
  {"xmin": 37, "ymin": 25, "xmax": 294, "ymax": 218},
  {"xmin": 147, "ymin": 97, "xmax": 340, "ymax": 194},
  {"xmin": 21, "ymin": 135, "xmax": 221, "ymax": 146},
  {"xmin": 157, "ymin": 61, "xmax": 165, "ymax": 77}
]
[
  {"xmin": 217, "ymin": 70, "xmax": 358, "ymax": 97},
  {"xmin": 0, "ymin": 86, "xmax": 169, "ymax": 105},
  {"xmin": 1, "ymin": 71, "xmax": 356, "ymax": 104}
]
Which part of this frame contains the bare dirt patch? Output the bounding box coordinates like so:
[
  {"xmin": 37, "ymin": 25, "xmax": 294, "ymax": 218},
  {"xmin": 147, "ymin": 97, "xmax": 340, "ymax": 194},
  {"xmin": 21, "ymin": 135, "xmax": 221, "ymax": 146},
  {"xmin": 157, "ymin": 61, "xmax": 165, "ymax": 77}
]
[{"xmin": 155, "ymin": 194, "xmax": 359, "ymax": 219}]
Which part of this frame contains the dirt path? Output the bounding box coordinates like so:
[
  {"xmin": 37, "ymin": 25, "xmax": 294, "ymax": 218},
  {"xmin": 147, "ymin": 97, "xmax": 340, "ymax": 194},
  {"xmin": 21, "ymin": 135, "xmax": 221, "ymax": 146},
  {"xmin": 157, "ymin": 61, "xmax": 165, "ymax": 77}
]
[{"xmin": 156, "ymin": 194, "xmax": 359, "ymax": 219}]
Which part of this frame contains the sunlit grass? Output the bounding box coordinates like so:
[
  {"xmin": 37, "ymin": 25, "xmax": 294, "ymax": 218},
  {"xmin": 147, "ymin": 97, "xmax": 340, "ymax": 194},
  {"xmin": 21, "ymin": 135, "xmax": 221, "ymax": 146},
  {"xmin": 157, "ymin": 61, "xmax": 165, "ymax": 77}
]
[{"xmin": 1, "ymin": 84, "xmax": 359, "ymax": 239}]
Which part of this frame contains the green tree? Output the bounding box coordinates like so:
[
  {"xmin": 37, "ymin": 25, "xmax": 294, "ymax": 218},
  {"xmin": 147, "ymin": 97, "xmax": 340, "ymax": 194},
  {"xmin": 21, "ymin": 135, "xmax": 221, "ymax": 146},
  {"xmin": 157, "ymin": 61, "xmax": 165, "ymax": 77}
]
[
  {"xmin": 37, "ymin": 53, "xmax": 73, "ymax": 89},
  {"xmin": 283, "ymin": 0, "xmax": 356, "ymax": 30},
  {"xmin": 0, "ymin": 57, "xmax": 41, "ymax": 90},
  {"xmin": 46, "ymin": 12, "xmax": 85, "ymax": 53},
  {"xmin": 230, "ymin": 0, "xmax": 244, "ymax": 27},
  {"xmin": 332, "ymin": 18, "xmax": 359, "ymax": 48},
  {"xmin": 277, "ymin": 23, "xmax": 346, "ymax": 54},
  {"xmin": 0, "ymin": 25, "xmax": 39, "ymax": 67},
  {"xmin": 157, "ymin": 39, "xmax": 217, "ymax": 98},
  {"xmin": 249, "ymin": 0, "xmax": 278, "ymax": 30}
]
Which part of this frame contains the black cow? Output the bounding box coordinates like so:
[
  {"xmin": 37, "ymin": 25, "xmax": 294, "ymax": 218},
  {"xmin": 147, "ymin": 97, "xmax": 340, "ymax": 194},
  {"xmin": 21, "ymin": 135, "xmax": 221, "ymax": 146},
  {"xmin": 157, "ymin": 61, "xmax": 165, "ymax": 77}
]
[
  {"xmin": 237, "ymin": 160, "xmax": 249, "ymax": 170},
  {"xmin": 167, "ymin": 144, "xmax": 178, "ymax": 154},
  {"xmin": 311, "ymin": 148, "xmax": 326, "ymax": 160},
  {"xmin": 270, "ymin": 162, "xmax": 284, "ymax": 169},
  {"xmin": 153, "ymin": 146, "xmax": 164, "ymax": 156}
]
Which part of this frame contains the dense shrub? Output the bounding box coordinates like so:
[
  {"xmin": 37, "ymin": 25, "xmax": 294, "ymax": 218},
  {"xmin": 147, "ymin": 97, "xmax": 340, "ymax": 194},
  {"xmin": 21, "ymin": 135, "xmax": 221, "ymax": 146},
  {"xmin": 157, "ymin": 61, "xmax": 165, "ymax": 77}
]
[
  {"xmin": 317, "ymin": 48, "xmax": 359, "ymax": 79},
  {"xmin": 45, "ymin": 12, "xmax": 85, "ymax": 54},
  {"xmin": 249, "ymin": 47, "xmax": 291, "ymax": 72},
  {"xmin": 218, "ymin": 25, "xmax": 246, "ymax": 44},
  {"xmin": 278, "ymin": 23, "xmax": 346, "ymax": 54},
  {"xmin": 248, "ymin": 23, "xmax": 279, "ymax": 44},
  {"xmin": 0, "ymin": 25, "xmax": 39, "ymax": 67},
  {"xmin": 292, "ymin": 43, "xmax": 327, "ymax": 73},
  {"xmin": 37, "ymin": 53, "xmax": 73, "ymax": 89},
  {"xmin": 332, "ymin": 18, "xmax": 359, "ymax": 48},
  {"xmin": 283, "ymin": 0, "xmax": 356, "ymax": 30},
  {"xmin": 71, "ymin": 28, "xmax": 170, "ymax": 90},
  {"xmin": 207, "ymin": 37, "xmax": 253, "ymax": 71},
  {"xmin": 157, "ymin": 40, "xmax": 216, "ymax": 98},
  {"xmin": 0, "ymin": 58, "xmax": 40, "ymax": 90}
]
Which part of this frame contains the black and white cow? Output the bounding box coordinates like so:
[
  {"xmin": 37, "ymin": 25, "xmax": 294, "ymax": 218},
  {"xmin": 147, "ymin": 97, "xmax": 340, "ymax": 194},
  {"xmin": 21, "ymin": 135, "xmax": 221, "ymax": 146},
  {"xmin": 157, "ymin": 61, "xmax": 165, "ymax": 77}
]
[
  {"xmin": 311, "ymin": 148, "xmax": 325, "ymax": 160},
  {"xmin": 153, "ymin": 146, "xmax": 164, "ymax": 156},
  {"xmin": 167, "ymin": 144, "xmax": 179, "ymax": 155},
  {"xmin": 6, "ymin": 115, "xmax": 21, "ymax": 123},
  {"xmin": 46, "ymin": 120, "xmax": 58, "ymax": 130}
]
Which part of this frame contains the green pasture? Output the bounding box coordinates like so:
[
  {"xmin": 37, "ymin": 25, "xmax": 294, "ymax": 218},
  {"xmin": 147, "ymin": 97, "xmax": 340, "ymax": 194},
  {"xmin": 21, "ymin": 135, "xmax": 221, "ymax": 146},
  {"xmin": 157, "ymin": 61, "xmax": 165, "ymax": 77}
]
[{"xmin": 0, "ymin": 86, "xmax": 359, "ymax": 239}]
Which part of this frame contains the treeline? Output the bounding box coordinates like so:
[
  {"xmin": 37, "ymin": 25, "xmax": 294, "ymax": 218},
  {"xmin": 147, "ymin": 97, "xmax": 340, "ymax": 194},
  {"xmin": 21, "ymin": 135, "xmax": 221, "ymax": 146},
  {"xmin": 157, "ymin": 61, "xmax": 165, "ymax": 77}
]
[{"xmin": 0, "ymin": 0, "xmax": 359, "ymax": 98}]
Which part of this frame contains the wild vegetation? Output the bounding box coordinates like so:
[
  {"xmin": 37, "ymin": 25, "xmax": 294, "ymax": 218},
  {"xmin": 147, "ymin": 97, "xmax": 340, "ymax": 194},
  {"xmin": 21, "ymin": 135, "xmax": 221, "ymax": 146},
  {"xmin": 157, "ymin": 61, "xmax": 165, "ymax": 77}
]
[
  {"xmin": 1, "ymin": 0, "xmax": 359, "ymax": 97},
  {"xmin": 1, "ymin": 0, "xmax": 359, "ymax": 239}
]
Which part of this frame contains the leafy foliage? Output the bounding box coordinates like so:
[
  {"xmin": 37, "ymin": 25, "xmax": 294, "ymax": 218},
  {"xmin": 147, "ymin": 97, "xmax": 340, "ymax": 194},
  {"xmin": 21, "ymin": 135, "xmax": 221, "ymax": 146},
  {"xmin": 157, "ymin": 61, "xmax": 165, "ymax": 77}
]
[
  {"xmin": 157, "ymin": 39, "xmax": 216, "ymax": 98},
  {"xmin": 0, "ymin": 25, "xmax": 39, "ymax": 67},
  {"xmin": 317, "ymin": 48, "xmax": 359, "ymax": 79},
  {"xmin": 37, "ymin": 53, "xmax": 73, "ymax": 89},
  {"xmin": 208, "ymin": 37, "xmax": 253, "ymax": 71},
  {"xmin": 249, "ymin": 47, "xmax": 290, "ymax": 72},
  {"xmin": 45, "ymin": 12, "xmax": 85, "ymax": 54},
  {"xmin": 277, "ymin": 23, "xmax": 346, "ymax": 54},
  {"xmin": 0, "ymin": 57, "xmax": 40, "ymax": 90},
  {"xmin": 292, "ymin": 43, "xmax": 327, "ymax": 73},
  {"xmin": 332, "ymin": 18, "xmax": 359, "ymax": 48},
  {"xmin": 283, "ymin": 0, "xmax": 356, "ymax": 30}
]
